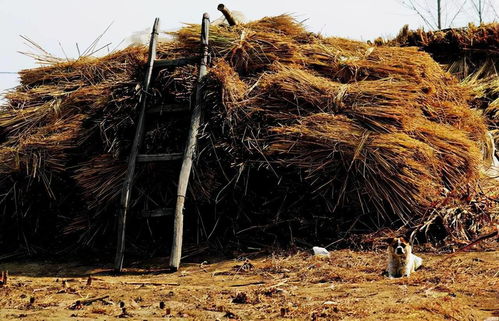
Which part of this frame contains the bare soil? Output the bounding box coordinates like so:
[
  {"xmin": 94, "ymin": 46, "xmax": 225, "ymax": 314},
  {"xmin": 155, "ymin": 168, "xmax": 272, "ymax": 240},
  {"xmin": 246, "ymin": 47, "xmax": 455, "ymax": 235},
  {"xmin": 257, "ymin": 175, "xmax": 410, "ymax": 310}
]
[{"xmin": 0, "ymin": 248, "xmax": 497, "ymax": 320}]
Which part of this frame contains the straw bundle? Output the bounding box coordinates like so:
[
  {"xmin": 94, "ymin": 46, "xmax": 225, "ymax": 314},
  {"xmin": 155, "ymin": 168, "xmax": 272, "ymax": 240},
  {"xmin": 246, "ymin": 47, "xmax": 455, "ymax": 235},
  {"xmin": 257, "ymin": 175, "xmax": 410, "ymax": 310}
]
[
  {"xmin": 383, "ymin": 24, "xmax": 498, "ymax": 131},
  {"xmin": 0, "ymin": 15, "xmax": 493, "ymax": 252},
  {"xmin": 387, "ymin": 23, "xmax": 498, "ymax": 66}
]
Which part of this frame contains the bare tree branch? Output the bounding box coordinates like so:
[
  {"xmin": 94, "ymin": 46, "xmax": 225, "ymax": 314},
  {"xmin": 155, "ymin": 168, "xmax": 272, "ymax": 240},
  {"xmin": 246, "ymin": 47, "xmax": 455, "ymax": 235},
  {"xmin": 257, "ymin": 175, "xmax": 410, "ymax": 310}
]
[
  {"xmin": 401, "ymin": 0, "xmax": 437, "ymax": 29},
  {"xmin": 491, "ymin": 3, "xmax": 499, "ymax": 20},
  {"xmin": 470, "ymin": 0, "xmax": 482, "ymax": 23},
  {"xmin": 400, "ymin": 0, "xmax": 496, "ymax": 29},
  {"xmin": 449, "ymin": 0, "xmax": 469, "ymax": 26}
]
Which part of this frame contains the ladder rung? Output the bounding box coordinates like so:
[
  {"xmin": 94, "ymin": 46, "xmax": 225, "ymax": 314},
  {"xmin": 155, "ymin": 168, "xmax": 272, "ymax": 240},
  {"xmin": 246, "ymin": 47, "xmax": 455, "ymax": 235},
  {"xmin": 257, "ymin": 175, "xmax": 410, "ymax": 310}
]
[
  {"xmin": 146, "ymin": 103, "xmax": 189, "ymax": 114},
  {"xmin": 140, "ymin": 208, "xmax": 173, "ymax": 218},
  {"xmin": 154, "ymin": 56, "xmax": 200, "ymax": 68},
  {"xmin": 137, "ymin": 153, "xmax": 183, "ymax": 162}
]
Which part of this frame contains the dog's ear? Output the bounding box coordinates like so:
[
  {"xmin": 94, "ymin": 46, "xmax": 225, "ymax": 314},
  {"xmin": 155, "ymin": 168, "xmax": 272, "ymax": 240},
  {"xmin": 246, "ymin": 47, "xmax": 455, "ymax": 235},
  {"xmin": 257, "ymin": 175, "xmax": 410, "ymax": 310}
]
[{"xmin": 398, "ymin": 236, "xmax": 408, "ymax": 243}]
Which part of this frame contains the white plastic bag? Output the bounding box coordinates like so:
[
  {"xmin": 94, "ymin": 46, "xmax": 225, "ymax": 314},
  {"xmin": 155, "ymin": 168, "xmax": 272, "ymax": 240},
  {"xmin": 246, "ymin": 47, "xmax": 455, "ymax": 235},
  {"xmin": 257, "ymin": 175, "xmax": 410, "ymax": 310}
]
[{"xmin": 312, "ymin": 246, "xmax": 330, "ymax": 257}]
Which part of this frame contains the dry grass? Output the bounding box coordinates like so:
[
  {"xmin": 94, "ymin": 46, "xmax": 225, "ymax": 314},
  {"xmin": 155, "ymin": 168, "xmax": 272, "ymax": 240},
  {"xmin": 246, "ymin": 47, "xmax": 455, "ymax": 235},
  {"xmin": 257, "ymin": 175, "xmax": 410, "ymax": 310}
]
[
  {"xmin": 387, "ymin": 23, "xmax": 499, "ymax": 58},
  {"xmin": 0, "ymin": 14, "xmax": 495, "ymax": 252},
  {"xmin": 204, "ymin": 53, "xmax": 487, "ymax": 227},
  {"xmin": 0, "ymin": 248, "xmax": 497, "ymax": 320},
  {"xmin": 382, "ymin": 23, "xmax": 498, "ymax": 133}
]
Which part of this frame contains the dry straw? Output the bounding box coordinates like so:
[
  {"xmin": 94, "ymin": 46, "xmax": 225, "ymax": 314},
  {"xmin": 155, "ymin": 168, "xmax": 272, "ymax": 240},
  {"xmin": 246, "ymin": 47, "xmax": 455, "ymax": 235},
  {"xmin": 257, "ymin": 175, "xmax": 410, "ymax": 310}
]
[{"xmin": 0, "ymin": 14, "xmax": 494, "ymax": 249}]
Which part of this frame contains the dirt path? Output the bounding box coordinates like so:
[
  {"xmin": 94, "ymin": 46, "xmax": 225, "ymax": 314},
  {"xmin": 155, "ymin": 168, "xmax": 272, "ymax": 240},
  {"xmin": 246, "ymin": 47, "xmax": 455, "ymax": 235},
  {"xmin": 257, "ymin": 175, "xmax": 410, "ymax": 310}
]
[{"xmin": 0, "ymin": 249, "xmax": 497, "ymax": 320}]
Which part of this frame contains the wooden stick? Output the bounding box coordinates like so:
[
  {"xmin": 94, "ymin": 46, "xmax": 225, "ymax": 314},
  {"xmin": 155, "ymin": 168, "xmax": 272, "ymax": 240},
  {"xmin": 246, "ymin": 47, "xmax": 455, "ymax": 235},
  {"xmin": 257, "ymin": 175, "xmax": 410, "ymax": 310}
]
[
  {"xmin": 81, "ymin": 295, "xmax": 110, "ymax": 305},
  {"xmin": 33, "ymin": 286, "xmax": 50, "ymax": 293},
  {"xmin": 114, "ymin": 18, "xmax": 160, "ymax": 272},
  {"xmin": 0, "ymin": 271, "xmax": 7, "ymax": 286},
  {"xmin": 154, "ymin": 56, "xmax": 200, "ymax": 68},
  {"xmin": 169, "ymin": 13, "xmax": 210, "ymax": 271},
  {"xmin": 217, "ymin": 4, "xmax": 237, "ymax": 26},
  {"xmin": 230, "ymin": 281, "xmax": 266, "ymax": 287},
  {"xmin": 70, "ymin": 295, "xmax": 110, "ymax": 309},
  {"xmin": 124, "ymin": 282, "xmax": 180, "ymax": 286}
]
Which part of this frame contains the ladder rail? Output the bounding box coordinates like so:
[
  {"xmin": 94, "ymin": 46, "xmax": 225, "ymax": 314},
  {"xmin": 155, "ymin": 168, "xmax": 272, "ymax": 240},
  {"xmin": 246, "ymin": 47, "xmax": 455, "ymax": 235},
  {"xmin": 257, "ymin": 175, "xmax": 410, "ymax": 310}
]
[
  {"xmin": 169, "ymin": 13, "xmax": 210, "ymax": 270},
  {"xmin": 114, "ymin": 18, "xmax": 160, "ymax": 272}
]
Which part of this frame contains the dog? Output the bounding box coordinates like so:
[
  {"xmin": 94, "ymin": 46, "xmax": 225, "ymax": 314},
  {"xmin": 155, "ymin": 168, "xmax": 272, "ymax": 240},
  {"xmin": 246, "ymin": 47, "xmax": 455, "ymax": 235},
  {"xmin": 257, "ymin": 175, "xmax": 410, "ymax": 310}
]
[{"xmin": 386, "ymin": 237, "xmax": 422, "ymax": 278}]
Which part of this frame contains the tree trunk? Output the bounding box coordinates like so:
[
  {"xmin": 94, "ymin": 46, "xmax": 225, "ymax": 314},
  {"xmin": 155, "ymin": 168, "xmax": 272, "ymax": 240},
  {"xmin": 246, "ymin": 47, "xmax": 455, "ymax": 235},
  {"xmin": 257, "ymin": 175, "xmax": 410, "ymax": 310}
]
[{"xmin": 437, "ymin": 0, "xmax": 442, "ymax": 29}]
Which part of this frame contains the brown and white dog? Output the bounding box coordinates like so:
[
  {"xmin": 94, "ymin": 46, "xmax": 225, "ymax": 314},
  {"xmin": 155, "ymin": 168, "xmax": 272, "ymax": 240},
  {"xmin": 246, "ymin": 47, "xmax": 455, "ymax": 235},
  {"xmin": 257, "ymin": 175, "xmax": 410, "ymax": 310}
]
[{"xmin": 386, "ymin": 237, "xmax": 422, "ymax": 278}]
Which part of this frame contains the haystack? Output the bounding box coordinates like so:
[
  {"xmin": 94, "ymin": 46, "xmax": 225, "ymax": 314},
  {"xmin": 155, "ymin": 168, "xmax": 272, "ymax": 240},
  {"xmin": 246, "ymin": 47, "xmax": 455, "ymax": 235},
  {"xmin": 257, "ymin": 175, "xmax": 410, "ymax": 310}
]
[
  {"xmin": 0, "ymin": 15, "xmax": 493, "ymax": 255},
  {"xmin": 384, "ymin": 23, "xmax": 498, "ymax": 130},
  {"xmin": 386, "ymin": 23, "xmax": 498, "ymax": 77}
]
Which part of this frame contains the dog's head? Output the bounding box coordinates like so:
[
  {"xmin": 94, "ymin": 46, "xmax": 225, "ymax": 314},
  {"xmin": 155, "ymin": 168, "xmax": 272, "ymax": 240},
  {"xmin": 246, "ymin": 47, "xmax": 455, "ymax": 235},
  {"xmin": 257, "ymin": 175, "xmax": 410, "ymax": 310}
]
[{"xmin": 387, "ymin": 237, "xmax": 411, "ymax": 257}]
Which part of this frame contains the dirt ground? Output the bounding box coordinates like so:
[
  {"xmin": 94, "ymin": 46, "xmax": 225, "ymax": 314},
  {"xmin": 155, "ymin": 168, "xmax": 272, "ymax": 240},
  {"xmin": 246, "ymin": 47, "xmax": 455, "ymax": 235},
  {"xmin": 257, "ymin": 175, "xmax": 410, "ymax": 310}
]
[{"xmin": 0, "ymin": 248, "xmax": 497, "ymax": 321}]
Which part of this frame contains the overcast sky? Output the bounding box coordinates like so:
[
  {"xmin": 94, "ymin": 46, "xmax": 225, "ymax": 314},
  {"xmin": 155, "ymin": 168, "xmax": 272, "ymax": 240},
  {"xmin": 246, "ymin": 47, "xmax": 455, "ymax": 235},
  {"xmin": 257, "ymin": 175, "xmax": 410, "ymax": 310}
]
[{"xmin": 1, "ymin": 0, "xmax": 497, "ymax": 95}]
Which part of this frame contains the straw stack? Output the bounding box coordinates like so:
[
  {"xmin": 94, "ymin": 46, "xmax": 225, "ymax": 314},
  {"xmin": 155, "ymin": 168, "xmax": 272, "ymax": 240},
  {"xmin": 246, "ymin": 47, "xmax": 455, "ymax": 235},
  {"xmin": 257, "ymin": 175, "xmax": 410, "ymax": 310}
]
[{"xmin": 0, "ymin": 15, "xmax": 493, "ymax": 252}]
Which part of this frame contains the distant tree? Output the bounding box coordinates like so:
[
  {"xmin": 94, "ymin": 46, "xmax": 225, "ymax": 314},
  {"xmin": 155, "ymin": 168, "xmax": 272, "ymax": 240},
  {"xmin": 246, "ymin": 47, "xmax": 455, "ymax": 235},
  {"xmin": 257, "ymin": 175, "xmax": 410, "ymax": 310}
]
[
  {"xmin": 400, "ymin": 0, "xmax": 498, "ymax": 30},
  {"xmin": 468, "ymin": 0, "xmax": 499, "ymax": 24},
  {"xmin": 472, "ymin": 0, "xmax": 485, "ymax": 23}
]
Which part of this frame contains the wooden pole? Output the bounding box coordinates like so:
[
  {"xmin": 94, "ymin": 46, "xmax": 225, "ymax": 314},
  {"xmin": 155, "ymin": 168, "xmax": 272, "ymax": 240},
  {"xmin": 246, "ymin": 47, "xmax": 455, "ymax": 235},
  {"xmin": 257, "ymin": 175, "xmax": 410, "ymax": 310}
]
[
  {"xmin": 478, "ymin": 0, "xmax": 483, "ymax": 24},
  {"xmin": 169, "ymin": 13, "xmax": 210, "ymax": 271},
  {"xmin": 437, "ymin": 0, "xmax": 442, "ymax": 29},
  {"xmin": 217, "ymin": 4, "xmax": 237, "ymax": 26},
  {"xmin": 114, "ymin": 18, "xmax": 159, "ymax": 272}
]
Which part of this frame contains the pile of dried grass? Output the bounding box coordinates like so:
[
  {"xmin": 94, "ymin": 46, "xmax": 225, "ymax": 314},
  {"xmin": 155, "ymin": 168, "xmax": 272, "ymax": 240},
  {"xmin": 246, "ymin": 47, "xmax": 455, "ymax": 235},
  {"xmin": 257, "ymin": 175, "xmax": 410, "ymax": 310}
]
[
  {"xmin": 378, "ymin": 23, "xmax": 499, "ymax": 237},
  {"xmin": 389, "ymin": 23, "xmax": 498, "ymax": 49},
  {"xmin": 381, "ymin": 23, "xmax": 498, "ymax": 132},
  {"xmin": 463, "ymin": 68, "xmax": 499, "ymax": 130},
  {"xmin": 177, "ymin": 16, "xmax": 492, "ymax": 245},
  {"xmin": 0, "ymin": 15, "xmax": 494, "ymax": 254},
  {"xmin": 385, "ymin": 23, "xmax": 498, "ymax": 76}
]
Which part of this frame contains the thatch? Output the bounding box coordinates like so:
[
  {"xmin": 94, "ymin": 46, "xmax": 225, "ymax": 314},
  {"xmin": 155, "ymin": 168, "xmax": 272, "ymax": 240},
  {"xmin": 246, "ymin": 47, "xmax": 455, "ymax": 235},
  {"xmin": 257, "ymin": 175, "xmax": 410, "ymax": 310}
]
[
  {"xmin": 0, "ymin": 15, "xmax": 494, "ymax": 255},
  {"xmin": 384, "ymin": 23, "xmax": 498, "ymax": 78},
  {"xmin": 380, "ymin": 23, "xmax": 498, "ymax": 128},
  {"xmin": 463, "ymin": 69, "xmax": 499, "ymax": 130}
]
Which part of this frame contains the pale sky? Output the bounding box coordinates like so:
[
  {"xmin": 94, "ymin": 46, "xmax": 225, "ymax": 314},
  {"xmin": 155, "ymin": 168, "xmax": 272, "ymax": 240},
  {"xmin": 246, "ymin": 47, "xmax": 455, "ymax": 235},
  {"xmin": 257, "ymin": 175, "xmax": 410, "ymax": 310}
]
[{"xmin": 1, "ymin": 0, "xmax": 497, "ymax": 95}]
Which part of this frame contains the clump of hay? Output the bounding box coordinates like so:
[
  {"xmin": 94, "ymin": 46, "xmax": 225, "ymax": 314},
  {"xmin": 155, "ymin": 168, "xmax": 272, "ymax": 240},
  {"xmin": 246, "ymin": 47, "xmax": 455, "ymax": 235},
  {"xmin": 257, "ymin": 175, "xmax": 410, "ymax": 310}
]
[
  {"xmin": 386, "ymin": 23, "xmax": 498, "ymax": 74},
  {"xmin": 0, "ymin": 15, "xmax": 493, "ymax": 253},
  {"xmin": 381, "ymin": 23, "xmax": 498, "ymax": 132}
]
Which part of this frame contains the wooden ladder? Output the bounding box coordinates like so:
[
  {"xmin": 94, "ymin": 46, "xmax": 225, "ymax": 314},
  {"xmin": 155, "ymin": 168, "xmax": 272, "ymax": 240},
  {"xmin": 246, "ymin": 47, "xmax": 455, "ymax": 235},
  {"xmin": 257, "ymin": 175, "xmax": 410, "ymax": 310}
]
[{"xmin": 114, "ymin": 13, "xmax": 210, "ymax": 272}]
